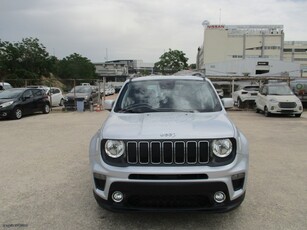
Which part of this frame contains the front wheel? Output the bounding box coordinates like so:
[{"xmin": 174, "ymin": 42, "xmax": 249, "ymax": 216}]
[
  {"xmin": 59, "ymin": 98, "xmax": 64, "ymax": 106},
  {"xmin": 12, "ymin": 107, "xmax": 23, "ymax": 119},
  {"xmin": 255, "ymin": 106, "xmax": 260, "ymax": 113},
  {"xmin": 264, "ymin": 106, "xmax": 270, "ymax": 117},
  {"xmin": 42, "ymin": 104, "xmax": 50, "ymax": 114},
  {"xmin": 237, "ymin": 98, "xmax": 243, "ymax": 108}
]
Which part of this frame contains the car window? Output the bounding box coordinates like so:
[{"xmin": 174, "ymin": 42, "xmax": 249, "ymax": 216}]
[
  {"xmin": 32, "ymin": 89, "xmax": 44, "ymax": 96},
  {"xmin": 53, "ymin": 88, "xmax": 60, "ymax": 94},
  {"xmin": 71, "ymin": 86, "xmax": 92, "ymax": 93},
  {"xmin": 114, "ymin": 79, "xmax": 222, "ymax": 113},
  {"xmin": 0, "ymin": 89, "xmax": 24, "ymax": 98},
  {"xmin": 23, "ymin": 90, "xmax": 33, "ymax": 98},
  {"xmin": 243, "ymin": 86, "xmax": 259, "ymax": 91},
  {"xmin": 268, "ymin": 85, "xmax": 293, "ymax": 95}
]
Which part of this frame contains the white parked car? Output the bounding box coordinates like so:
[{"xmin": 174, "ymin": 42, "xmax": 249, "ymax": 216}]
[
  {"xmin": 255, "ymin": 83, "xmax": 303, "ymax": 117},
  {"xmin": 213, "ymin": 83, "xmax": 224, "ymax": 98},
  {"xmin": 0, "ymin": 82, "xmax": 13, "ymax": 91},
  {"xmin": 104, "ymin": 85, "xmax": 115, "ymax": 96},
  {"xmin": 232, "ymin": 85, "xmax": 259, "ymax": 108},
  {"xmin": 46, "ymin": 87, "xmax": 64, "ymax": 107}
]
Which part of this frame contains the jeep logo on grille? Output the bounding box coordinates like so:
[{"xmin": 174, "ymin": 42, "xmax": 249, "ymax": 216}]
[{"xmin": 160, "ymin": 133, "xmax": 176, "ymax": 138}]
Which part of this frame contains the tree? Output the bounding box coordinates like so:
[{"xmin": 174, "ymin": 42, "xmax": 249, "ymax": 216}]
[
  {"xmin": 154, "ymin": 49, "xmax": 189, "ymax": 74},
  {"xmin": 189, "ymin": 63, "xmax": 196, "ymax": 69},
  {"xmin": 0, "ymin": 38, "xmax": 51, "ymax": 79},
  {"xmin": 57, "ymin": 53, "xmax": 96, "ymax": 79}
]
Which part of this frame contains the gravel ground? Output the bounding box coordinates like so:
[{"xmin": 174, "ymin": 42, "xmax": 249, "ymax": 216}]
[{"xmin": 0, "ymin": 109, "xmax": 306, "ymax": 230}]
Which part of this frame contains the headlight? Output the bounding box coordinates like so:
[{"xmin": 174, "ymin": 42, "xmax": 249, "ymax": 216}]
[
  {"xmin": 1, "ymin": 101, "xmax": 14, "ymax": 108},
  {"xmin": 212, "ymin": 139, "xmax": 232, "ymax": 158},
  {"xmin": 105, "ymin": 140, "xmax": 125, "ymax": 158}
]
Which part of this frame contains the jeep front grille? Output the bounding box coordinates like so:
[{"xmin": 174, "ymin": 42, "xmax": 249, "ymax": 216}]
[{"xmin": 126, "ymin": 141, "xmax": 209, "ymax": 165}]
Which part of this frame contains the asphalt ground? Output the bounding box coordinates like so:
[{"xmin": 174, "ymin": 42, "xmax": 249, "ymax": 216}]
[{"xmin": 0, "ymin": 108, "xmax": 306, "ymax": 230}]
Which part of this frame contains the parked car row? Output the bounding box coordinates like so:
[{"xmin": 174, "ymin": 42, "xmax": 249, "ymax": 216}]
[
  {"xmin": 99, "ymin": 84, "xmax": 115, "ymax": 96},
  {"xmin": 229, "ymin": 80, "xmax": 304, "ymax": 117},
  {"xmin": 26, "ymin": 85, "xmax": 64, "ymax": 107}
]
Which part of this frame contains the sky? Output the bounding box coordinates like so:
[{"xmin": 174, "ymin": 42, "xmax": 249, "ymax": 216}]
[{"xmin": 1, "ymin": 0, "xmax": 307, "ymax": 64}]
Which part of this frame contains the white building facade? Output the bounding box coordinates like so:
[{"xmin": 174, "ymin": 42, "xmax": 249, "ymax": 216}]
[{"xmin": 197, "ymin": 23, "xmax": 307, "ymax": 77}]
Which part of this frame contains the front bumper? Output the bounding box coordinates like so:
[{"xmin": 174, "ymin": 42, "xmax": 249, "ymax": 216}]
[
  {"xmin": 267, "ymin": 103, "xmax": 303, "ymax": 115},
  {"xmin": 90, "ymin": 151, "xmax": 248, "ymax": 212},
  {"xmin": 0, "ymin": 106, "xmax": 14, "ymax": 118},
  {"xmin": 64, "ymin": 99, "xmax": 90, "ymax": 109},
  {"xmin": 93, "ymin": 182, "xmax": 246, "ymax": 212}
]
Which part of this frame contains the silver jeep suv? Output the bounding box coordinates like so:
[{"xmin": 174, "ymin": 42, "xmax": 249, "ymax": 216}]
[{"xmin": 89, "ymin": 75, "xmax": 249, "ymax": 212}]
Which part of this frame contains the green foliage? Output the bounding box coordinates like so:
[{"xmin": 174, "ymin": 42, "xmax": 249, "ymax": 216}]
[
  {"xmin": 0, "ymin": 38, "xmax": 52, "ymax": 79},
  {"xmin": 57, "ymin": 53, "xmax": 96, "ymax": 79},
  {"xmin": 154, "ymin": 49, "xmax": 189, "ymax": 74},
  {"xmin": 189, "ymin": 63, "xmax": 196, "ymax": 69},
  {"xmin": 0, "ymin": 38, "xmax": 96, "ymax": 82}
]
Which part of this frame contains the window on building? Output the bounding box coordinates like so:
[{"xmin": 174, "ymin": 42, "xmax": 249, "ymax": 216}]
[
  {"xmin": 255, "ymin": 69, "xmax": 270, "ymax": 75},
  {"xmin": 294, "ymin": 49, "xmax": 307, "ymax": 52}
]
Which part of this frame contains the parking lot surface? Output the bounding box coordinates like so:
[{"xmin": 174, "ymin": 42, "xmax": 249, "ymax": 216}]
[{"xmin": 0, "ymin": 110, "xmax": 306, "ymax": 230}]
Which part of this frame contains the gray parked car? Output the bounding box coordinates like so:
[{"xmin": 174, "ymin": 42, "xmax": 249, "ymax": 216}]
[
  {"xmin": 89, "ymin": 75, "xmax": 249, "ymax": 212},
  {"xmin": 64, "ymin": 85, "xmax": 98, "ymax": 110}
]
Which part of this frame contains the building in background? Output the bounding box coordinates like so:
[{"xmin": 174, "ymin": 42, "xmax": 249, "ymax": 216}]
[
  {"xmin": 94, "ymin": 59, "xmax": 154, "ymax": 82},
  {"xmin": 197, "ymin": 23, "xmax": 307, "ymax": 77}
]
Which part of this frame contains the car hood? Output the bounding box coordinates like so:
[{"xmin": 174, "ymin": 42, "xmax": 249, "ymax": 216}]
[
  {"xmin": 66, "ymin": 92, "xmax": 90, "ymax": 99},
  {"xmin": 100, "ymin": 112, "xmax": 236, "ymax": 140},
  {"xmin": 267, "ymin": 95, "xmax": 300, "ymax": 102}
]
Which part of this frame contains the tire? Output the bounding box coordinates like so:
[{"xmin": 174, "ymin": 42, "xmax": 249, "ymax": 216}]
[
  {"xmin": 42, "ymin": 103, "xmax": 50, "ymax": 114},
  {"xmin": 237, "ymin": 98, "xmax": 243, "ymax": 108},
  {"xmin": 59, "ymin": 98, "xmax": 64, "ymax": 106},
  {"xmin": 12, "ymin": 107, "xmax": 23, "ymax": 119},
  {"xmin": 264, "ymin": 106, "xmax": 270, "ymax": 117},
  {"xmin": 255, "ymin": 106, "xmax": 260, "ymax": 113},
  {"xmin": 295, "ymin": 114, "xmax": 301, "ymax": 118}
]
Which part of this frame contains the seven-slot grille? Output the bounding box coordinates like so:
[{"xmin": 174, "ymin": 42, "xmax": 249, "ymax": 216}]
[
  {"xmin": 126, "ymin": 140, "xmax": 209, "ymax": 165},
  {"xmin": 278, "ymin": 102, "xmax": 296, "ymax": 108}
]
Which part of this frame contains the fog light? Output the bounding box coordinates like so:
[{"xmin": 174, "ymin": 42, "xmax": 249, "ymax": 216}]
[
  {"xmin": 112, "ymin": 191, "xmax": 124, "ymax": 203},
  {"xmin": 214, "ymin": 191, "xmax": 226, "ymax": 203},
  {"xmin": 270, "ymin": 106, "xmax": 275, "ymax": 110}
]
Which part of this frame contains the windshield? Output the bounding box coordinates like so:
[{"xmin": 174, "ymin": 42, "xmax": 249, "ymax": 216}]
[
  {"xmin": 268, "ymin": 85, "xmax": 293, "ymax": 95},
  {"xmin": 0, "ymin": 88, "xmax": 24, "ymax": 99},
  {"xmin": 114, "ymin": 79, "xmax": 222, "ymax": 113},
  {"xmin": 70, "ymin": 86, "xmax": 92, "ymax": 93},
  {"xmin": 243, "ymin": 86, "xmax": 259, "ymax": 91}
]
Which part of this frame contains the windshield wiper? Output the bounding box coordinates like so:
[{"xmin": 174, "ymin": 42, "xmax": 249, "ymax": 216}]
[{"xmin": 118, "ymin": 103, "xmax": 158, "ymax": 113}]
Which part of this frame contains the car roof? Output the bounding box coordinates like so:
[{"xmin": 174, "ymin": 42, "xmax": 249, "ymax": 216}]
[
  {"xmin": 128, "ymin": 75, "xmax": 206, "ymax": 82},
  {"xmin": 0, "ymin": 82, "xmax": 11, "ymax": 85}
]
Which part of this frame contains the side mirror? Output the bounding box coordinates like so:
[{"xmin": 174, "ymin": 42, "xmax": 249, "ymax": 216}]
[
  {"xmin": 104, "ymin": 100, "xmax": 115, "ymax": 111},
  {"xmin": 221, "ymin": 98, "xmax": 234, "ymax": 109}
]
